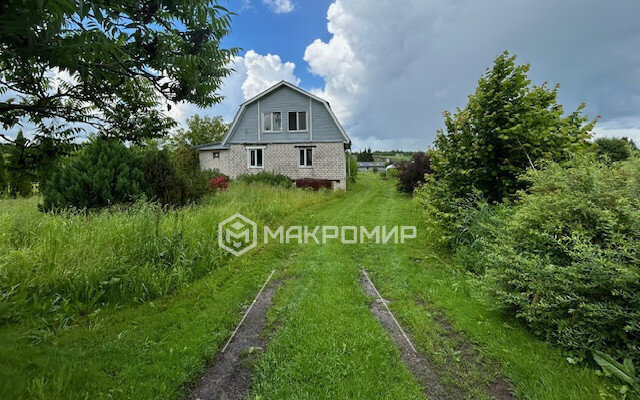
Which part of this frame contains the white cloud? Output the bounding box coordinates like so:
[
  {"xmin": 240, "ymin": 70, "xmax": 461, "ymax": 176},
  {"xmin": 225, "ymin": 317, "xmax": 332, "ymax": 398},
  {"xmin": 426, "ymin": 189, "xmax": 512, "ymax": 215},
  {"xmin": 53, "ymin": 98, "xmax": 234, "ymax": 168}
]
[
  {"xmin": 304, "ymin": 0, "xmax": 640, "ymax": 151},
  {"xmin": 168, "ymin": 50, "xmax": 300, "ymax": 133},
  {"xmin": 262, "ymin": 0, "xmax": 294, "ymax": 14},
  {"xmin": 241, "ymin": 50, "xmax": 300, "ymax": 99}
]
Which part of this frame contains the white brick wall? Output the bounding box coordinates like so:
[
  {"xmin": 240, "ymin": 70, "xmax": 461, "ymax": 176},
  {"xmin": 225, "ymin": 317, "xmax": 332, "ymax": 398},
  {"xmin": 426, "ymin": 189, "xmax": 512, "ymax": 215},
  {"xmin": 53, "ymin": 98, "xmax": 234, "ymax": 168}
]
[{"xmin": 199, "ymin": 142, "xmax": 347, "ymax": 189}]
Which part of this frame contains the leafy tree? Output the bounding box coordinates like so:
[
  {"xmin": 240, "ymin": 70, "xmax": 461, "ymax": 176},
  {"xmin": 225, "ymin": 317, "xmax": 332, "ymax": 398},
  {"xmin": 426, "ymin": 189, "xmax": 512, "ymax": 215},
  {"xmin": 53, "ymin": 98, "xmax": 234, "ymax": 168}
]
[
  {"xmin": 432, "ymin": 52, "xmax": 595, "ymax": 203},
  {"xmin": 0, "ymin": 148, "xmax": 7, "ymax": 195},
  {"xmin": 594, "ymin": 137, "xmax": 636, "ymax": 163},
  {"xmin": 6, "ymin": 132, "xmax": 33, "ymax": 197},
  {"xmin": 41, "ymin": 138, "xmax": 145, "ymax": 211},
  {"xmin": 395, "ymin": 152, "xmax": 432, "ymax": 193},
  {"xmin": 357, "ymin": 148, "xmax": 374, "ymax": 162},
  {"xmin": 0, "ymin": 0, "xmax": 238, "ymax": 145},
  {"xmin": 172, "ymin": 115, "xmax": 228, "ymax": 147},
  {"xmin": 347, "ymin": 153, "xmax": 358, "ymax": 182}
]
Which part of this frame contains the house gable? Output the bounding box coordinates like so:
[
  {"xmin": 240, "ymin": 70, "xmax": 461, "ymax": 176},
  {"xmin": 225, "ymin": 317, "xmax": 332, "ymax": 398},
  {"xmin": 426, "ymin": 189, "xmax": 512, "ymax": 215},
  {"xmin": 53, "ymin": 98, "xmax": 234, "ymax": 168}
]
[{"xmin": 221, "ymin": 81, "xmax": 350, "ymax": 146}]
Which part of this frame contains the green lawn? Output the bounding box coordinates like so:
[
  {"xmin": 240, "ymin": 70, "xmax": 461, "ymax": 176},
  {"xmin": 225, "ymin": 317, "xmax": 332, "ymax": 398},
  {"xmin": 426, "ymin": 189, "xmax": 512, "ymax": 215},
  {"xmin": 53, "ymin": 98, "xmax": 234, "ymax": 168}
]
[{"xmin": 0, "ymin": 174, "xmax": 616, "ymax": 399}]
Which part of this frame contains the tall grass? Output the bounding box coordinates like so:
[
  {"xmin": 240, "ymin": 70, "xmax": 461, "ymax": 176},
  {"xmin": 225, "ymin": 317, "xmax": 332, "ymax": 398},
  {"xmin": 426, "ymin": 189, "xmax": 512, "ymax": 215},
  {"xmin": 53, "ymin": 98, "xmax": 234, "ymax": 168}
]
[{"xmin": 0, "ymin": 183, "xmax": 339, "ymax": 326}]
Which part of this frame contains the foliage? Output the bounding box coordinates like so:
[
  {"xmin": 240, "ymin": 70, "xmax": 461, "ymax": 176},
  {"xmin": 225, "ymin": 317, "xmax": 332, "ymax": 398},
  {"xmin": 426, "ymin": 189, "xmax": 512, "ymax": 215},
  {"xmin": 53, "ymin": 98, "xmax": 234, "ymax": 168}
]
[
  {"xmin": 41, "ymin": 138, "xmax": 145, "ymax": 211},
  {"xmin": 140, "ymin": 148, "xmax": 189, "ymax": 206},
  {"xmin": 0, "ymin": 0, "xmax": 238, "ymax": 144},
  {"xmin": 172, "ymin": 146, "xmax": 208, "ymax": 201},
  {"xmin": 482, "ymin": 158, "xmax": 640, "ymax": 363},
  {"xmin": 6, "ymin": 132, "xmax": 33, "ymax": 197},
  {"xmin": 295, "ymin": 178, "xmax": 333, "ymax": 190},
  {"xmin": 595, "ymin": 137, "xmax": 636, "ymax": 163},
  {"xmin": 201, "ymin": 168, "xmax": 227, "ymax": 182},
  {"xmin": 347, "ymin": 153, "xmax": 358, "ymax": 182},
  {"xmin": 0, "ymin": 147, "xmax": 8, "ymax": 196},
  {"xmin": 431, "ymin": 52, "xmax": 595, "ymax": 204},
  {"xmin": 238, "ymin": 172, "xmax": 293, "ymax": 188},
  {"xmin": 209, "ymin": 176, "xmax": 229, "ymax": 191},
  {"xmin": 395, "ymin": 152, "xmax": 432, "ymax": 193},
  {"xmin": 593, "ymin": 351, "xmax": 639, "ymax": 397},
  {"xmin": 357, "ymin": 148, "xmax": 374, "ymax": 162},
  {"xmin": 172, "ymin": 115, "xmax": 228, "ymax": 147}
]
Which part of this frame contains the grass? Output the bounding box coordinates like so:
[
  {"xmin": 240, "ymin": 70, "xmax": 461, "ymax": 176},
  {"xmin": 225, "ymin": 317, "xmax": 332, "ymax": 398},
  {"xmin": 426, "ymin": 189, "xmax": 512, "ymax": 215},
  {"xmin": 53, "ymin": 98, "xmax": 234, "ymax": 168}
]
[{"xmin": 0, "ymin": 174, "xmax": 618, "ymax": 399}]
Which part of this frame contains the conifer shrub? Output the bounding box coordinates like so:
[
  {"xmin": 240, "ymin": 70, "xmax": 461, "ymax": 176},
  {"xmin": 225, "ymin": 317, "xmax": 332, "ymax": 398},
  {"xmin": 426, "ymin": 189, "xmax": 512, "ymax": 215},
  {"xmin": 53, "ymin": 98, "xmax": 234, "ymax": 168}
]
[{"xmin": 41, "ymin": 138, "xmax": 145, "ymax": 211}]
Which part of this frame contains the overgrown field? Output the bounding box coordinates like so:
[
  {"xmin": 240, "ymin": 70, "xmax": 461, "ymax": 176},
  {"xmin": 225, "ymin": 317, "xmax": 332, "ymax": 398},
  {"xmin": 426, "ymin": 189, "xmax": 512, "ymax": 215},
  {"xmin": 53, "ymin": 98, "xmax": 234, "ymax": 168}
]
[
  {"xmin": 0, "ymin": 183, "xmax": 342, "ymax": 328},
  {"xmin": 0, "ymin": 175, "xmax": 620, "ymax": 399}
]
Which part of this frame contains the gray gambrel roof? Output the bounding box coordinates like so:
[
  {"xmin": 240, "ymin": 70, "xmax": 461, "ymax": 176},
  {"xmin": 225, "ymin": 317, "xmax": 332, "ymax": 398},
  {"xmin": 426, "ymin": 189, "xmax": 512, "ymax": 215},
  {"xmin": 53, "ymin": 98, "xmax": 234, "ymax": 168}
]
[{"xmin": 196, "ymin": 81, "xmax": 350, "ymax": 150}]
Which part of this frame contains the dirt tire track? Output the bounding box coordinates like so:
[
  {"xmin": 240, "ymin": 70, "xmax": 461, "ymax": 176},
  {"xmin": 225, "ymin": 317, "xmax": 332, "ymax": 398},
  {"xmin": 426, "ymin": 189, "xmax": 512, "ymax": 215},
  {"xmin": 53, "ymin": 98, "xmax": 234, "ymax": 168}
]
[
  {"xmin": 189, "ymin": 282, "xmax": 280, "ymax": 400},
  {"xmin": 360, "ymin": 273, "xmax": 464, "ymax": 400}
]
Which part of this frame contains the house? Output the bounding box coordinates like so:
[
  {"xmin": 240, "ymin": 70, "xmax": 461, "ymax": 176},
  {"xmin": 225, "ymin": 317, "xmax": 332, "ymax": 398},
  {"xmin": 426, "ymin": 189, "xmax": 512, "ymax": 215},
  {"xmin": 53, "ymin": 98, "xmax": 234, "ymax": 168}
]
[
  {"xmin": 357, "ymin": 161, "xmax": 386, "ymax": 172},
  {"xmin": 196, "ymin": 81, "xmax": 351, "ymax": 189}
]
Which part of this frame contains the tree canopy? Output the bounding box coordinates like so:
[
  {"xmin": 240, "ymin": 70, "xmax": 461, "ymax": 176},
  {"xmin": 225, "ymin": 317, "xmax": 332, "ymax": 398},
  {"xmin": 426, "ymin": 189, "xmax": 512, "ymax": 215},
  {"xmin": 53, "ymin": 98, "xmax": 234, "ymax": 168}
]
[
  {"xmin": 432, "ymin": 52, "xmax": 596, "ymax": 203},
  {"xmin": 0, "ymin": 0, "xmax": 239, "ymax": 144},
  {"xmin": 171, "ymin": 115, "xmax": 228, "ymax": 147}
]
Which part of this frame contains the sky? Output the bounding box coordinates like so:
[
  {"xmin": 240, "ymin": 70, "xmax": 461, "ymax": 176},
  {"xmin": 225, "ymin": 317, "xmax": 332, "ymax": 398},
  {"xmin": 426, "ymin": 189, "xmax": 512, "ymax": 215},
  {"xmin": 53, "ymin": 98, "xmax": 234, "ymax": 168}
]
[
  {"xmin": 169, "ymin": 0, "xmax": 640, "ymax": 152},
  {"xmin": 7, "ymin": 0, "xmax": 640, "ymax": 151}
]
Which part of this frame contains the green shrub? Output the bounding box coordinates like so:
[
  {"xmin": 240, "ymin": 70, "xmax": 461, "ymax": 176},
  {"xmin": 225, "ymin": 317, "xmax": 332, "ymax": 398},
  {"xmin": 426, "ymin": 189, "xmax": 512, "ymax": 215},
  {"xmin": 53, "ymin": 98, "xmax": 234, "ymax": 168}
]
[
  {"xmin": 6, "ymin": 132, "xmax": 33, "ymax": 197},
  {"xmin": 41, "ymin": 138, "xmax": 145, "ymax": 211},
  {"xmin": 347, "ymin": 154, "xmax": 358, "ymax": 182},
  {"xmin": 201, "ymin": 168, "xmax": 227, "ymax": 182},
  {"xmin": 432, "ymin": 52, "xmax": 593, "ymax": 204},
  {"xmin": 238, "ymin": 172, "xmax": 292, "ymax": 188},
  {"xmin": 0, "ymin": 150, "xmax": 7, "ymax": 195},
  {"xmin": 141, "ymin": 148, "xmax": 189, "ymax": 206},
  {"xmin": 595, "ymin": 137, "xmax": 636, "ymax": 163},
  {"xmin": 483, "ymin": 157, "xmax": 640, "ymax": 362},
  {"xmin": 172, "ymin": 146, "xmax": 207, "ymax": 200}
]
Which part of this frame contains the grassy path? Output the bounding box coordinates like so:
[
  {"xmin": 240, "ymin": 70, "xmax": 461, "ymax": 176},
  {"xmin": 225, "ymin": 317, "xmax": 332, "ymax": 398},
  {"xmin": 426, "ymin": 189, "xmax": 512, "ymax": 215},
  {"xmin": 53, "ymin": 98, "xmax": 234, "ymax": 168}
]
[{"xmin": 0, "ymin": 175, "xmax": 615, "ymax": 399}]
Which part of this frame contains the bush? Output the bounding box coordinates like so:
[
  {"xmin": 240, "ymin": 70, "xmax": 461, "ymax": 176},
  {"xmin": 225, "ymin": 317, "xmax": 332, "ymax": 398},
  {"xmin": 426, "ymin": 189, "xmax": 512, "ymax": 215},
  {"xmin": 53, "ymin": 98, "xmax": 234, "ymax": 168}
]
[
  {"xmin": 595, "ymin": 137, "xmax": 636, "ymax": 163},
  {"xmin": 238, "ymin": 172, "xmax": 292, "ymax": 188},
  {"xmin": 6, "ymin": 132, "xmax": 33, "ymax": 197},
  {"xmin": 141, "ymin": 148, "xmax": 189, "ymax": 206},
  {"xmin": 395, "ymin": 152, "xmax": 432, "ymax": 193},
  {"xmin": 347, "ymin": 154, "xmax": 358, "ymax": 182},
  {"xmin": 0, "ymin": 150, "xmax": 7, "ymax": 195},
  {"xmin": 201, "ymin": 168, "xmax": 227, "ymax": 182},
  {"xmin": 209, "ymin": 176, "xmax": 228, "ymax": 191},
  {"xmin": 295, "ymin": 178, "xmax": 332, "ymax": 190},
  {"xmin": 482, "ymin": 157, "xmax": 640, "ymax": 362},
  {"xmin": 41, "ymin": 138, "xmax": 145, "ymax": 211},
  {"xmin": 172, "ymin": 146, "xmax": 208, "ymax": 200},
  {"xmin": 432, "ymin": 52, "xmax": 593, "ymax": 204}
]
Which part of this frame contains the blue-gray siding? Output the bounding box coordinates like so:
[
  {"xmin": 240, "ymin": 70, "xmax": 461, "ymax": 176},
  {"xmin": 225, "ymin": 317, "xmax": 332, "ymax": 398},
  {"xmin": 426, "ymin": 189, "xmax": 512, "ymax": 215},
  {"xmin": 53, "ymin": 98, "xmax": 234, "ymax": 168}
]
[{"xmin": 227, "ymin": 86, "xmax": 345, "ymax": 144}]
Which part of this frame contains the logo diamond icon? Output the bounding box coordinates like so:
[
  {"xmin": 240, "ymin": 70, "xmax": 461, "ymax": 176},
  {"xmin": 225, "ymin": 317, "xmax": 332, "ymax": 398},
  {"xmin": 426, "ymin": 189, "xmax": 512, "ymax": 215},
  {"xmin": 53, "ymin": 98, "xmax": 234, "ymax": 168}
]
[{"xmin": 218, "ymin": 213, "xmax": 257, "ymax": 256}]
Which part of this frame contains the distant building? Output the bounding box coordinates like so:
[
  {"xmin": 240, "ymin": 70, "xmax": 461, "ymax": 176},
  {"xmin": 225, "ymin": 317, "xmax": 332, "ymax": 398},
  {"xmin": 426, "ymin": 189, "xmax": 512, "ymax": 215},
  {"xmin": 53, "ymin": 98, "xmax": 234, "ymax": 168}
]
[{"xmin": 357, "ymin": 161, "xmax": 386, "ymax": 172}]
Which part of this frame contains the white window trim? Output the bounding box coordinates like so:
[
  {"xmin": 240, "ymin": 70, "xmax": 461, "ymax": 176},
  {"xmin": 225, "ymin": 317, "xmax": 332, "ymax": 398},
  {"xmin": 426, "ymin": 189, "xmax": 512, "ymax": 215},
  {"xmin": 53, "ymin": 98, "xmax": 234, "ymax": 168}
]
[
  {"xmin": 247, "ymin": 146, "xmax": 266, "ymax": 169},
  {"xmin": 298, "ymin": 147, "xmax": 313, "ymax": 168},
  {"xmin": 288, "ymin": 111, "xmax": 308, "ymax": 132},
  {"xmin": 262, "ymin": 111, "xmax": 283, "ymax": 133}
]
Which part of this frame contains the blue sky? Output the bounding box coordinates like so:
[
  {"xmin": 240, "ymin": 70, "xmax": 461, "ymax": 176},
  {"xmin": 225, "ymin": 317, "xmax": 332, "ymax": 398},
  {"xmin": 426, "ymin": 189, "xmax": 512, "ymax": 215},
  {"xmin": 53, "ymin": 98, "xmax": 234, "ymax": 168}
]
[
  {"xmin": 221, "ymin": 0, "xmax": 332, "ymax": 89},
  {"xmin": 174, "ymin": 0, "xmax": 640, "ymax": 152}
]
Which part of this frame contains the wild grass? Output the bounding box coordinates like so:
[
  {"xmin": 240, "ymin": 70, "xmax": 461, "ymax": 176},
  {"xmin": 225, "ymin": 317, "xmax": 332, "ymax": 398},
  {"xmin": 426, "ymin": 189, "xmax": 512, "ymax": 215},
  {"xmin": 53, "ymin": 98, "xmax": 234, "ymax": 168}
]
[{"xmin": 0, "ymin": 182, "xmax": 340, "ymax": 326}]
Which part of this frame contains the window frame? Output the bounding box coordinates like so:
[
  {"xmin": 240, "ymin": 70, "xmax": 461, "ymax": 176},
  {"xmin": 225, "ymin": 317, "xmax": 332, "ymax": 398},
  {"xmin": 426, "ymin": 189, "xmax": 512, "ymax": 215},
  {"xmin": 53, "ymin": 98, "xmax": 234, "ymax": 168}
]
[
  {"xmin": 247, "ymin": 146, "xmax": 265, "ymax": 169},
  {"xmin": 288, "ymin": 111, "xmax": 308, "ymax": 132},
  {"xmin": 262, "ymin": 111, "xmax": 282, "ymax": 133},
  {"xmin": 298, "ymin": 147, "xmax": 313, "ymax": 168}
]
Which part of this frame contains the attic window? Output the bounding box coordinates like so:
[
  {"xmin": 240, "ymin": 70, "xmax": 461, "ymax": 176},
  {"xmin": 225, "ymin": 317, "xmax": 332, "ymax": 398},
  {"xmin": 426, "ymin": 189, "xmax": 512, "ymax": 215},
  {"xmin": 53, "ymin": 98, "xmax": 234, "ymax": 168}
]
[
  {"xmin": 289, "ymin": 111, "xmax": 307, "ymax": 132},
  {"xmin": 262, "ymin": 112, "xmax": 282, "ymax": 132}
]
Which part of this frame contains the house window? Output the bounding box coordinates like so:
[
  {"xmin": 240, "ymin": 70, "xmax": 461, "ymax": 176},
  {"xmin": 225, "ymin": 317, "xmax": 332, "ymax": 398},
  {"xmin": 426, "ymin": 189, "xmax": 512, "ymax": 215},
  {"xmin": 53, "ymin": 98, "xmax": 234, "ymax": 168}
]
[
  {"xmin": 212, "ymin": 152, "xmax": 219, "ymax": 159},
  {"xmin": 299, "ymin": 147, "xmax": 313, "ymax": 167},
  {"xmin": 262, "ymin": 112, "xmax": 282, "ymax": 132},
  {"xmin": 248, "ymin": 148, "xmax": 264, "ymax": 168},
  {"xmin": 288, "ymin": 111, "xmax": 307, "ymax": 132}
]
